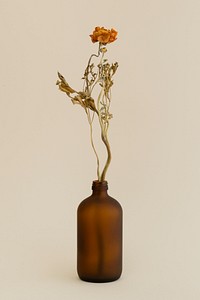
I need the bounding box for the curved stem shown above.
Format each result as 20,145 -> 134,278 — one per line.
89,50 -> 105,95
100,133 -> 111,181
96,88 -> 112,182
86,109 -> 100,181
85,43 -> 101,92
83,43 -> 113,182
87,43 -> 101,66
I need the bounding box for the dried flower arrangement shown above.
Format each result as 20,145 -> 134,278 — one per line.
56,27 -> 118,182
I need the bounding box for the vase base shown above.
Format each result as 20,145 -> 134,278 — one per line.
78,274 -> 121,283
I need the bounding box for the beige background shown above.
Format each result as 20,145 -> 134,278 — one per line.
1,0 -> 200,299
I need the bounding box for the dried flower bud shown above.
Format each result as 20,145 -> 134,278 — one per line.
100,47 -> 107,53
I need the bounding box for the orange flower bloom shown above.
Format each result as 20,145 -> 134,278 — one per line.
90,27 -> 118,44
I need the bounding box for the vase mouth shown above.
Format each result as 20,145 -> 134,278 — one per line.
92,180 -> 108,190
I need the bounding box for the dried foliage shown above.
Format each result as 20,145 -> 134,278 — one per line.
56,27 -> 118,182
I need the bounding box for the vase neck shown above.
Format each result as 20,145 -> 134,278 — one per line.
92,180 -> 108,195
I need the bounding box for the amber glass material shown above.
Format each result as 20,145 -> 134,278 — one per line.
77,181 -> 123,283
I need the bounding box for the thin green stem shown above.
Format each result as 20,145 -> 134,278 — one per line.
96,87 -> 112,182
83,43 -> 114,182
100,132 -> 111,182
89,50 -> 105,95
85,43 -> 101,93
86,109 -> 100,181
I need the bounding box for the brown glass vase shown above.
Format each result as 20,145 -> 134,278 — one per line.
77,180 -> 123,283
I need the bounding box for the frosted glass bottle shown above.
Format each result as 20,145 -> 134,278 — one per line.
77,180 -> 123,282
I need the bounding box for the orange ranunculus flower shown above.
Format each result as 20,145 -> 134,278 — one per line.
90,27 -> 118,44
109,28 -> 118,43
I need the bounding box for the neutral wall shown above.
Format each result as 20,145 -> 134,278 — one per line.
1,0 -> 200,299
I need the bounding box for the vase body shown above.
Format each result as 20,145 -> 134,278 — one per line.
77,180 -> 123,283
